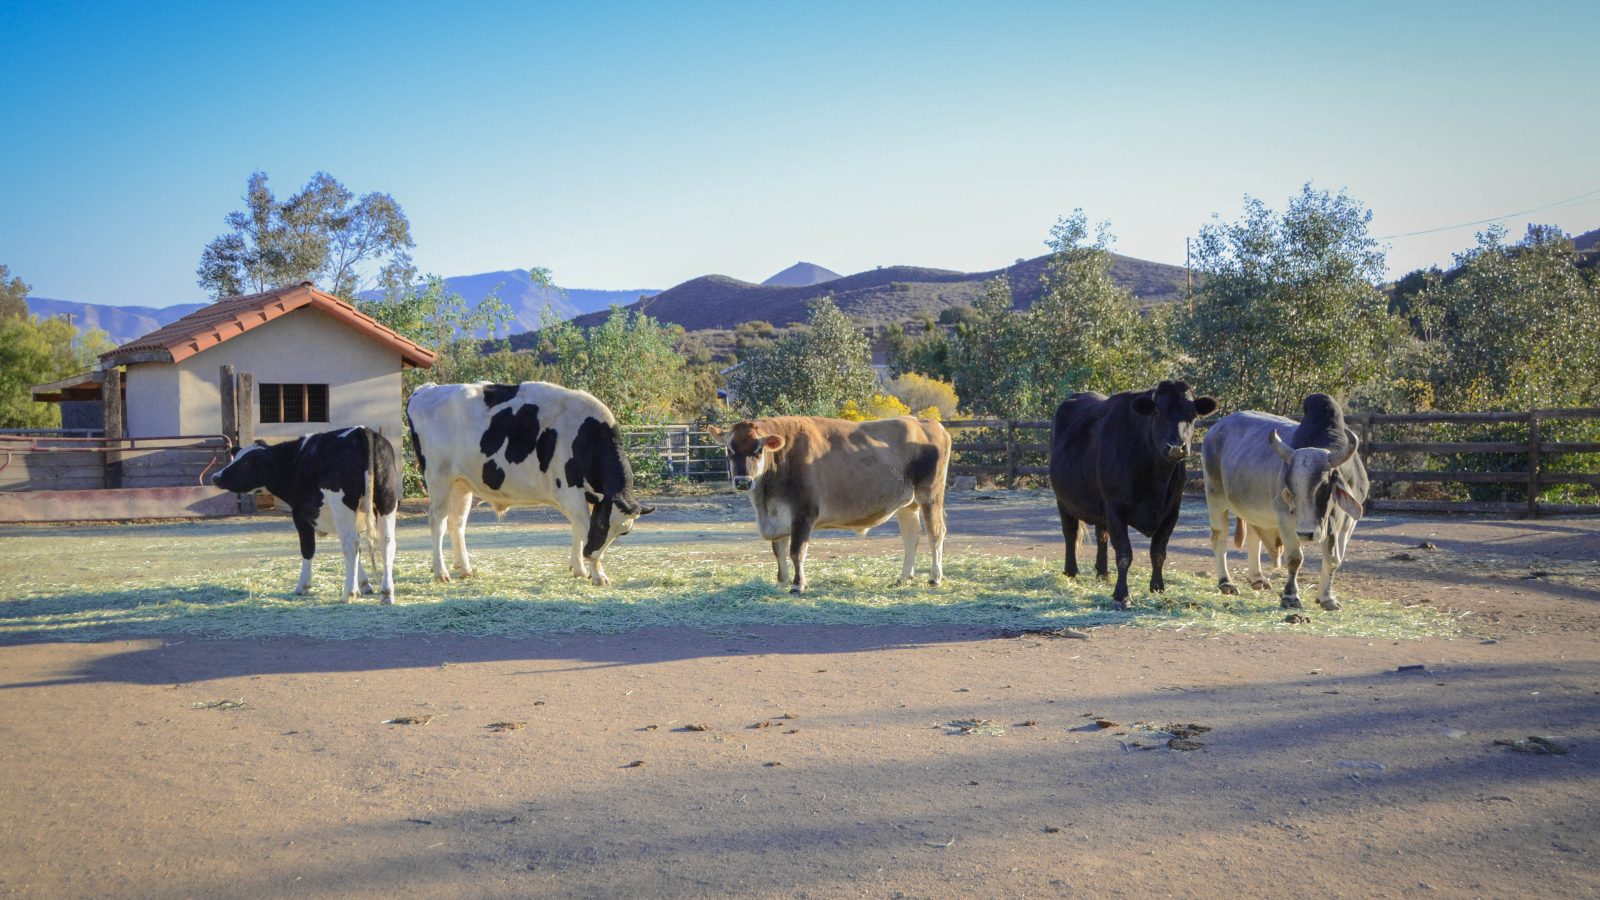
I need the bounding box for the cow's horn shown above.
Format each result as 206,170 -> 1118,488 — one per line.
1329,428 -> 1359,468
1269,429 -> 1294,462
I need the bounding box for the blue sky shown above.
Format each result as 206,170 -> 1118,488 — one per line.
2,1 -> 1596,307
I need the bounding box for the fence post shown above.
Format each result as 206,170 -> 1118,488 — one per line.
1527,412 -> 1541,519
220,365 -> 237,442
101,368 -> 124,488
1005,420 -> 1018,490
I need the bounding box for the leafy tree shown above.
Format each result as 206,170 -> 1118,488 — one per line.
1413,225 -> 1600,411
537,306 -> 695,424
1174,184 -> 1398,414
946,278 -> 1037,418
197,171 -> 415,300
1,264 -> 29,319
358,273 -> 529,391
937,304 -> 978,326
0,313 -> 113,427
1025,211 -> 1165,401
884,315 -> 954,383
727,296 -> 877,417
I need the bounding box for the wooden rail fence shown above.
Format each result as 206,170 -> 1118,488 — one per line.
943,408 -> 1600,519
0,433 -> 235,493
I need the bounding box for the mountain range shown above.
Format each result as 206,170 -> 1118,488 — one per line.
26,272 -> 659,345
553,251 -> 1188,336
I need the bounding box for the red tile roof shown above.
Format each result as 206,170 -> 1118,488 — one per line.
100,283 -> 437,369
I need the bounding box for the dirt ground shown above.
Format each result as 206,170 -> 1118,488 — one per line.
1,494 -> 1598,898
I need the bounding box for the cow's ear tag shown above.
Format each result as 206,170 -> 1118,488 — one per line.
1334,484 -> 1364,520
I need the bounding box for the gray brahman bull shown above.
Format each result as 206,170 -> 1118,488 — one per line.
1201,394 -> 1369,610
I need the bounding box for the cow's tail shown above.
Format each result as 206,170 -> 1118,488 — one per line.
1232,513 -> 1245,549
362,427 -> 379,584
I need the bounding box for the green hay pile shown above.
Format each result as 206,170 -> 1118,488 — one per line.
1,544 -> 1456,642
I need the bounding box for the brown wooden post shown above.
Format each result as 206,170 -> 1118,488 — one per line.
235,373 -> 255,513
101,368 -> 124,488
1527,412 -> 1541,519
1005,420 -> 1018,490
220,365 -> 238,442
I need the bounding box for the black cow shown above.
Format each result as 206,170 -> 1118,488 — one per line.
210,426 -> 401,602
1048,381 -> 1218,609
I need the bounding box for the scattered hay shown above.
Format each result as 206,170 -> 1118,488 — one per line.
1496,736 -> 1571,755
947,719 -> 1005,736
486,721 -> 525,732
1,522 -> 1457,642
190,698 -> 248,711
383,715 -> 434,726
1123,722 -> 1211,750
683,723 -> 712,732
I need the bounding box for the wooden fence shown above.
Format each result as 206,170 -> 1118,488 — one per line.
942,409 -> 1600,518
0,433 -> 235,493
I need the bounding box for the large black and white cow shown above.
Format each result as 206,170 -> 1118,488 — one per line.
210,426 -> 400,602
1049,381 -> 1218,609
1201,393 -> 1370,610
406,381 -> 653,587
707,415 -> 951,593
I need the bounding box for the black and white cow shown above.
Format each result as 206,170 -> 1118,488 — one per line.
405,381 -> 654,587
210,426 -> 400,602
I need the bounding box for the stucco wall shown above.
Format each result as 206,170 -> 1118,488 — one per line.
125,363 -> 182,437
122,306 -> 407,448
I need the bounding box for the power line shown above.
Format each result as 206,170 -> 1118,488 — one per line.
1375,187 -> 1600,240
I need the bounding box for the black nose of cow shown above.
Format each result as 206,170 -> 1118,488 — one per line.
1297,531 -> 1315,540
1166,444 -> 1188,461
733,476 -> 753,492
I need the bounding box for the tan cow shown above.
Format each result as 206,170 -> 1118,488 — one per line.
708,415 -> 951,593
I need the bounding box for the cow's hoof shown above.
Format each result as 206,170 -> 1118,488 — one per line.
1112,598 -> 1130,611
454,568 -> 474,579
1064,567 -> 1079,578
1249,578 -> 1272,591
1149,581 -> 1166,593
1096,572 -> 1111,583
1219,581 -> 1238,595
929,576 -> 942,586
294,585 -> 310,596
343,592 -> 357,604
1280,595 -> 1303,610
359,581 -> 374,594
790,585 -> 805,595
1319,596 -> 1341,612
590,575 -> 610,588
380,591 -> 395,605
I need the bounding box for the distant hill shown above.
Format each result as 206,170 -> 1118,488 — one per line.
376,270 -> 658,336
29,270 -> 660,345
549,252 -> 1187,337
1574,226 -> 1600,253
762,261 -> 842,287
24,297 -> 207,345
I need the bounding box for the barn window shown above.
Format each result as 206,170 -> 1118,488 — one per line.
259,383 -> 329,424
